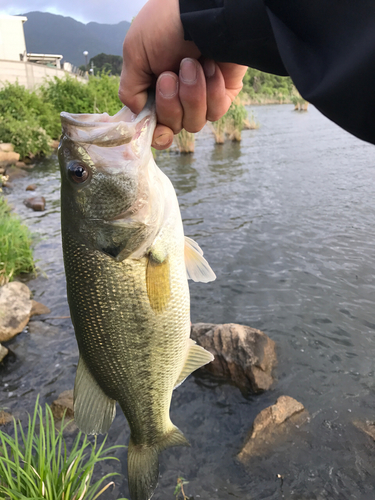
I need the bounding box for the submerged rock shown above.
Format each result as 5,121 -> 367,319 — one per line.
0,410 -> 13,425
51,390 -> 74,420
190,322 -> 277,393
24,196 -> 46,211
353,419 -> 375,441
30,300 -> 51,317
0,282 -> 32,342
5,165 -> 28,181
0,343 -> 8,362
26,184 -> 37,191
238,395 -> 308,461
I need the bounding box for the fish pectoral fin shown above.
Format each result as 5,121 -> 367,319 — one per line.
174,338 -> 214,388
184,236 -> 216,283
146,251 -> 171,314
74,356 -> 116,435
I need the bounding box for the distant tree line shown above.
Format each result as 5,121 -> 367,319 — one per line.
79,53 -> 123,76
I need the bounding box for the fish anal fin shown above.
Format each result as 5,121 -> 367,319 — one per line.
74,356 -> 116,435
174,338 -> 214,388
184,236 -> 216,283
146,253 -> 171,314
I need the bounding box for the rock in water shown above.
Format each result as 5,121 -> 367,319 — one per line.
26,184 -> 37,191
30,300 -> 51,317
24,196 -> 46,211
0,282 -> 32,342
0,343 -> 8,362
51,390 -> 74,420
190,323 -> 277,393
238,395 -> 308,461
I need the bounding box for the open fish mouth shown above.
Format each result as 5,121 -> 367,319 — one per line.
60,95 -> 156,147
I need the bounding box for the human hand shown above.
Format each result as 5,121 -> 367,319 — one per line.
119,0 -> 247,150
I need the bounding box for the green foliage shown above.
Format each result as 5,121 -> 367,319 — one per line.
0,396 -> 128,500
0,196 -> 35,285
174,477 -> 189,499
0,116 -> 52,159
90,53 -> 123,76
242,67 -> 294,100
41,74 -> 123,115
212,100 -> 248,143
174,130 -> 195,154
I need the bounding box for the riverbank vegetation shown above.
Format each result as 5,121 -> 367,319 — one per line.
0,398 -> 126,499
0,196 -> 35,286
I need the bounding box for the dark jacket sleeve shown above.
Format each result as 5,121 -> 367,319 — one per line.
180,0 -> 375,145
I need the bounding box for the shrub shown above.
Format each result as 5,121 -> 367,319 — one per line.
0,116 -> 52,159
0,396 -> 127,500
174,129 -> 195,153
0,196 -> 35,285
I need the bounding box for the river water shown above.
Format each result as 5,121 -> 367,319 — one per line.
2,104 -> 375,499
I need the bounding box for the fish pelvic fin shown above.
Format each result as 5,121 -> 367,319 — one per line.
184,236 -> 216,283
74,356 -> 116,435
128,427 -> 189,500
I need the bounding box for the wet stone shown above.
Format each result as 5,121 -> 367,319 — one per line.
24,196 -> 46,211
0,343 -> 8,362
5,165 -> 28,181
353,419 -> 375,441
26,184 -> 37,191
238,396 -> 309,461
0,411 -> 13,425
0,282 -> 32,343
190,322 -> 277,393
51,390 -> 74,420
30,300 -> 51,317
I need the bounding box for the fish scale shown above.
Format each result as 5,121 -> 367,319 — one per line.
59,100 -> 216,500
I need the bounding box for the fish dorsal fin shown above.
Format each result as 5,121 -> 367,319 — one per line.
146,253 -> 171,314
174,339 -> 214,389
184,236 -> 216,283
74,356 -> 116,435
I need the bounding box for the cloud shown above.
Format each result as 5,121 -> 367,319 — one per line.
0,0 -> 146,24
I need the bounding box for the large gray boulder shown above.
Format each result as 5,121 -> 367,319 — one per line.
190,323 -> 277,393
0,282 -> 32,342
238,395 -> 308,461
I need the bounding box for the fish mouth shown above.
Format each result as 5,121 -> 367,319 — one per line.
60,94 -> 156,147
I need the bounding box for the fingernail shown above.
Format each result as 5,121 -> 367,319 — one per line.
158,74 -> 178,98
180,58 -> 197,84
154,133 -> 172,147
203,59 -> 215,78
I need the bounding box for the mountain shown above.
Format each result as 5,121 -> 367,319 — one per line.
21,11 -> 130,67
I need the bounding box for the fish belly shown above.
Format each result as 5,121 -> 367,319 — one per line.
63,230 -> 190,445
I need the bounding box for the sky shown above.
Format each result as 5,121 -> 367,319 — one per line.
0,0 -> 148,24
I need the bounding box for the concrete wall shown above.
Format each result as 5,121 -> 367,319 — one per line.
0,59 -> 87,90
0,15 -> 27,61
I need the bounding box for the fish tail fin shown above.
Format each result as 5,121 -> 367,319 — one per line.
128,426 -> 189,500
128,438 -> 159,500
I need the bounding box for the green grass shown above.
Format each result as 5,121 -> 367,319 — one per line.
0,196 -> 35,286
0,396 -> 128,500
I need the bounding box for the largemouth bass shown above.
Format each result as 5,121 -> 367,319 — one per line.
58,99 -> 215,500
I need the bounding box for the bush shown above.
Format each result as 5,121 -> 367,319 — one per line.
0,397 -> 127,500
0,196 -> 35,285
0,116 -> 52,159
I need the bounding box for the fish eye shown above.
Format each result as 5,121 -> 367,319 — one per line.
67,161 -> 90,184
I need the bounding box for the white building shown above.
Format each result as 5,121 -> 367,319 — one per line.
0,14 -> 87,89
0,15 -> 27,61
